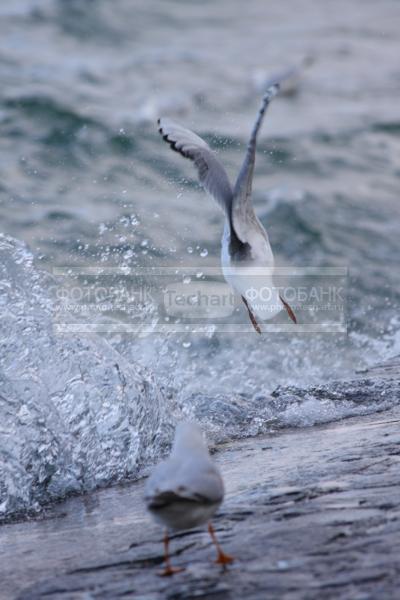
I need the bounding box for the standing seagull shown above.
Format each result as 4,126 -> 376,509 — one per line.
158,84 -> 297,333
145,422 -> 233,576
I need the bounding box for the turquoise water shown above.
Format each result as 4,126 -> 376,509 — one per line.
1,0 -> 400,516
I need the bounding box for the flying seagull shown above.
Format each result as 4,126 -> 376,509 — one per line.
251,54 -> 315,97
145,422 -> 233,576
158,85 -> 296,333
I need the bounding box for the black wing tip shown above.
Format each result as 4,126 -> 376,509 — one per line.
147,489 -> 212,510
157,127 -> 188,160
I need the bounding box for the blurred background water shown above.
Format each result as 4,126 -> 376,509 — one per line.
1,0 -> 400,517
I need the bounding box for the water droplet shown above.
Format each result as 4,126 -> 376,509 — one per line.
141,239 -> 149,247
187,246 -> 193,254
196,271 -> 203,279
130,215 -> 139,226
200,248 -> 208,257
182,341 -> 191,348
183,276 -> 191,284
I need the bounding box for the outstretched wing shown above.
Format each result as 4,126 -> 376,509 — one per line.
231,85 -> 279,250
158,118 -> 233,214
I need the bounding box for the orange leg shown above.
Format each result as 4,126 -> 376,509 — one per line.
208,523 -> 234,566
158,530 -> 185,577
242,296 -> 261,334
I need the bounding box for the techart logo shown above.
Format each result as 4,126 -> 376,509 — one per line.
51,265 -> 348,334
164,282 -> 235,318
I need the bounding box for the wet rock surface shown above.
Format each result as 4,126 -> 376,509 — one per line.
0,361 -> 399,600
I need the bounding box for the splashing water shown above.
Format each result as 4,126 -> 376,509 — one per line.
1,0 -> 400,518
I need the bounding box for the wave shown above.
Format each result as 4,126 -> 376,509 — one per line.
0,234 -> 173,518
0,234 -> 399,520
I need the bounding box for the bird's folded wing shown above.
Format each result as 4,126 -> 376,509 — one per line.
145,460 -> 224,508
147,488 -> 215,509
158,118 -> 233,214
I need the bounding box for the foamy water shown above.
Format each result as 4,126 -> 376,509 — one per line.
1,0 -> 400,517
